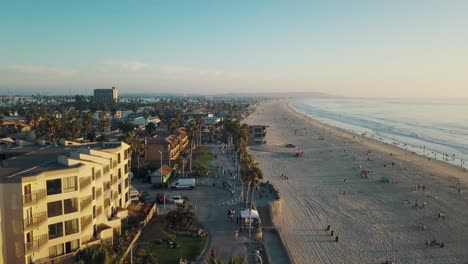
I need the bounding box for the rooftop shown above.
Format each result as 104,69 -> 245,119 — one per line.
0,148 -> 68,183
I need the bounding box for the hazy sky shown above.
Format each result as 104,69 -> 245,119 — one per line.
1,1 -> 467,98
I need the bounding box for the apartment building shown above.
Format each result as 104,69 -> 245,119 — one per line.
93,87 -> 118,106
248,125 -> 267,145
144,127 -> 189,167
0,142 -> 131,264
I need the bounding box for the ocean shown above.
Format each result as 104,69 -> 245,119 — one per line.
290,99 -> 468,169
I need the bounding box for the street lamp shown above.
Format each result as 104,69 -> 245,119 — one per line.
159,150 -> 163,184
182,159 -> 185,177
130,242 -> 150,264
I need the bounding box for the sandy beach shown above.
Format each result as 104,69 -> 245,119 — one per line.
244,100 -> 468,264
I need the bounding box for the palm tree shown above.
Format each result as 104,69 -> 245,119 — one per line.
134,248 -> 157,264
186,120 -> 199,171
145,122 -> 156,136
240,153 -> 264,208
124,130 -> 145,176
76,243 -> 117,264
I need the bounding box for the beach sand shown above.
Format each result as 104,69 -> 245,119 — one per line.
244,100 -> 468,264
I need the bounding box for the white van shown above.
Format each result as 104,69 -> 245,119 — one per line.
130,187 -> 140,202
170,178 -> 196,190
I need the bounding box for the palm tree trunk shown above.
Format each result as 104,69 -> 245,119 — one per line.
244,180 -> 250,209
248,181 -> 255,243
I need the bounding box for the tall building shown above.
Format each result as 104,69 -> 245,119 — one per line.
94,87 -> 118,106
0,142 -> 131,264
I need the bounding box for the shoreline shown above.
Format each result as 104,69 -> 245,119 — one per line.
284,101 -> 468,189
245,99 -> 468,264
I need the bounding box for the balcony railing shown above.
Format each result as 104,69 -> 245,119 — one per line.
96,205 -> 103,216
81,215 -> 92,230
104,198 -> 110,208
23,189 -> 46,206
80,196 -> 93,210
95,170 -> 102,179
25,234 -> 48,254
96,188 -> 102,198
103,165 -> 110,175
80,176 -> 92,190
23,212 -> 47,230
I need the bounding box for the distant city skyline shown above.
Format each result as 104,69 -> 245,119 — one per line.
1,1 -> 468,98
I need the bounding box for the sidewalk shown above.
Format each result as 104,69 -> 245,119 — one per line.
193,144 -> 276,263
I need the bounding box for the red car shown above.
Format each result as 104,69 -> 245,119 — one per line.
156,193 -> 166,204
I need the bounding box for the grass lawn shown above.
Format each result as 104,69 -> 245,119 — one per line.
194,147 -> 214,171
150,236 -> 207,263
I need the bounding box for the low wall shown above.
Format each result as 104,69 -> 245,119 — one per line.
269,199 -> 282,225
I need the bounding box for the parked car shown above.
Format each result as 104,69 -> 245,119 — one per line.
170,178 -> 196,190
141,192 -> 154,203
156,193 -> 167,204
168,194 -> 184,204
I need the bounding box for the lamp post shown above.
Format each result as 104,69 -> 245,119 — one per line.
130,242 -> 150,264
182,159 -> 186,177
159,150 -> 163,184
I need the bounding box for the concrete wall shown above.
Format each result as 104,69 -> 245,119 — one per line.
0,183 -> 24,264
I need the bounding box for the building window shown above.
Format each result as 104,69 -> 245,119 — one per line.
63,176 -> 77,193
46,179 -> 62,195
124,149 -> 128,160
125,192 -> 129,203
118,184 -> 121,194
125,177 -> 129,188
65,239 -> 79,254
64,198 -> 78,214
47,201 -> 63,217
65,219 -> 79,235
118,153 -> 121,164
49,243 -> 64,258
124,164 -> 128,174
48,222 -> 63,239
118,168 -> 122,179
92,187 -> 96,200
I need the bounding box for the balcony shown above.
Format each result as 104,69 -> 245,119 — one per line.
23,189 -> 46,206
25,234 -> 48,254
80,176 -> 92,190
23,212 -> 47,230
96,206 -> 103,216
80,215 -> 92,231
96,188 -> 102,198
113,192 -> 118,201
111,175 -> 117,185
80,196 -> 93,210
103,165 -> 110,175
103,181 -> 111,190
104,198 -> 110,208
113,160 -> 117,168
95,170 -> 102,179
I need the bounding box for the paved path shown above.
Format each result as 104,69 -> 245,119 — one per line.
133,143 -> 282,263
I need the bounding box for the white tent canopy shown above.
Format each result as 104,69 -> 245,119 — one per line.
240,209 -> 259,219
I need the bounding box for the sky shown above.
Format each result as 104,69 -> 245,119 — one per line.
1,0 -> 468,98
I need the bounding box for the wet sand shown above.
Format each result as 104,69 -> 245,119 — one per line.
244,100 -> 468,264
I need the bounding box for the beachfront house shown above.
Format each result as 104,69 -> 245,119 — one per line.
248,125 -> 268,145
